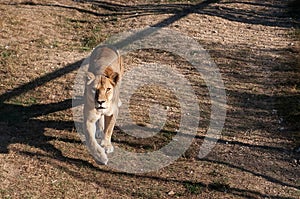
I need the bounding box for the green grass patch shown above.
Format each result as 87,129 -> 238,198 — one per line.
61,17 -> 105,51
184,182 -> 203,194
0,189 -> 12,199
80,24 -> 104,51
7,96 -> 38,106
0,47 -> 17,67
294,28 -> 300,39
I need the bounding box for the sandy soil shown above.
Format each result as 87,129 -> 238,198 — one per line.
0,0 -> 299,198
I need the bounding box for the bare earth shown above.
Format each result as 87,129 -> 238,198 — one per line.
0,0 -> 299,198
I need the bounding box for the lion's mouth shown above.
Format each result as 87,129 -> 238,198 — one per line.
95,106 -> 106,110
95,101 -> 106,110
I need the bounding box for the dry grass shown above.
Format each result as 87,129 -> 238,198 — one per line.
0,0 -> 299,198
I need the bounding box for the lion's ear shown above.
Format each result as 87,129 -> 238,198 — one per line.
110,72 -> 119,85
104,66 -> 119,85
86,72 -> 95,85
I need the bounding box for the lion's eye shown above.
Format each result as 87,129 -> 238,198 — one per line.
106,88 -> 111,92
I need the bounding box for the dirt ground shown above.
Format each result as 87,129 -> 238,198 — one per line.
0,0 -> 299,198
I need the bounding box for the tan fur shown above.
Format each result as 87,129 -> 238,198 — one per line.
83,46 -> 123,165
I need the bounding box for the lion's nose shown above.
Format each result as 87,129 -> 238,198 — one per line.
97,100 -> 105,105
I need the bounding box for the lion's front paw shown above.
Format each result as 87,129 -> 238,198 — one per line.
100,140 -> 114,154
89,144 -> 108,165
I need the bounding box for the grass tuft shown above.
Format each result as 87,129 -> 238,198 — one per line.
0,46 -> 17,67
184,182 -> 203,194
80,25 -> 103,51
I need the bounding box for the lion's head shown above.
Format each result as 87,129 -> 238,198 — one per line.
86,66 -> 120,111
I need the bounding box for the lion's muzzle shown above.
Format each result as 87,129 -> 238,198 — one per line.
95,100 -> 106,110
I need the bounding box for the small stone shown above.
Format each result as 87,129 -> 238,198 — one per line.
168,190 -> 175,196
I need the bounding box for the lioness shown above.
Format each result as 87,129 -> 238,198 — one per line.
84,46 -> 123,165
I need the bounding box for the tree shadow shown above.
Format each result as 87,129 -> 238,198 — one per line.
5,0 -> 295,27
18,149 -> 297,199
193,39 -> 300,192
0,60 -> 82,156
77,0 -> 295,28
